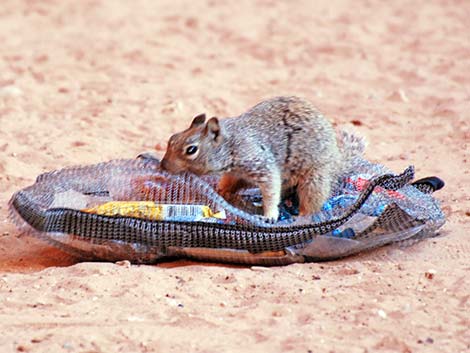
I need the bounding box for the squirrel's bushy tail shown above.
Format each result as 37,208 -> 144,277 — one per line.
337,129 -> 367,169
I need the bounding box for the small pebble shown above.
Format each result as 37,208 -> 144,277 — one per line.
424,269 -> 436,280
350,119 -> 363,126
62,342 -> 74,350
417,337 -> 434,344
377,309 -> 387,319
398,89 -> 409,102
387,89 -> 409,103
115,260 -> 131,268
398,153 -> 409,160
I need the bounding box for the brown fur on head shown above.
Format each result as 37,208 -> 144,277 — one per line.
160,113 -> 224,175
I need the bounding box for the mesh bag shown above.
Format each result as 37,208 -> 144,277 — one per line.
8,155 -> 445,265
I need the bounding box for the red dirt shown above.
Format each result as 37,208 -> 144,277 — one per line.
0,0 -> 469,352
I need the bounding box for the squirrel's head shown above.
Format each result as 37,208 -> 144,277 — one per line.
160,113 -> 224,175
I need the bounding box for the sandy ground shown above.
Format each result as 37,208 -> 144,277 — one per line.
0,0 -> 469,352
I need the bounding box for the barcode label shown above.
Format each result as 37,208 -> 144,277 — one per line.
164,204 -> 209,219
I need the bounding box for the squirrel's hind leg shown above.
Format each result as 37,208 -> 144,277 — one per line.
257,169 -> 282,220
297,171 -> 332,216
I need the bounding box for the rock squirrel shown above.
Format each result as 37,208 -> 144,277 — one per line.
160,96 -> 364,220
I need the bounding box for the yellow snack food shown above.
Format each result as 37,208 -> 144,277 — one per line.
83,201 -> 225,221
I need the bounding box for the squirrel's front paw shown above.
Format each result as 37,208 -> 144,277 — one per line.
263,217 -> 278,224
263,209 -> 279,224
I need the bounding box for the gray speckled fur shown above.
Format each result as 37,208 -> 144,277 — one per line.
161,96 -> 359,219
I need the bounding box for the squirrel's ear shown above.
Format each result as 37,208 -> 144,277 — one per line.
190,113 -> 206,128
205,117 -> 222,144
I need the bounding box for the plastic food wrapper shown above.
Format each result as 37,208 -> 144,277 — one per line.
8,154 -> 445,265
83,202 -> 226,222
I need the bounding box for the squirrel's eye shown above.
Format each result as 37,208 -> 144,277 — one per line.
185,145 -> 198,155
